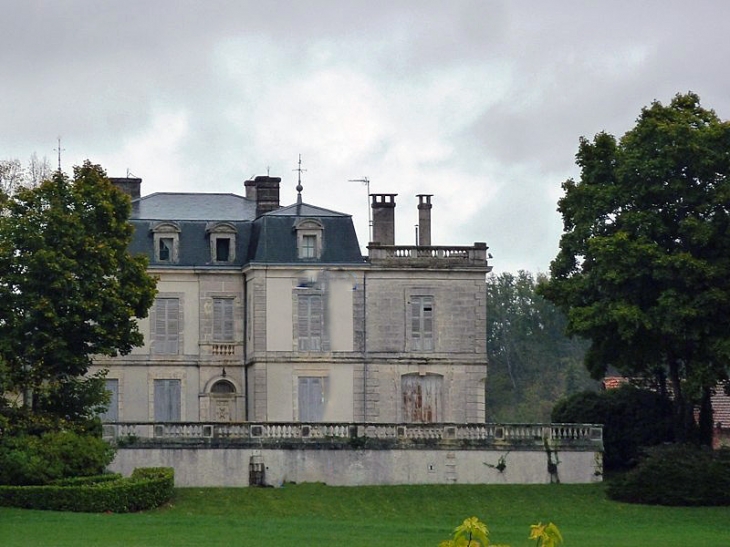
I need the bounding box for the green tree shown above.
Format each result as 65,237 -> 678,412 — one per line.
539,93 -> 730,444
0,161 -> 156,427
487,271 -> 592,422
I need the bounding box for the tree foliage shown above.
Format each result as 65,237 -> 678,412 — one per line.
539,93 -> 730,443
551,385 -> 674,471
487,271 -> 593,422
0,162 -> 156,425
0,153 -> 52,196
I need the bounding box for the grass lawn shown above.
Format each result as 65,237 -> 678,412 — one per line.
1,483 -> 729,546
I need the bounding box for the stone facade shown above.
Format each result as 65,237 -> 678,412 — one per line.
94,176 -> 490,426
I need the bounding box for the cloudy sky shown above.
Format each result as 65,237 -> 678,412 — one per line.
2,1 -> 728,273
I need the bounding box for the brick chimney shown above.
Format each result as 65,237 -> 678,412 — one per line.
109,177 -> 141,218
370,194 -> 397,245
417,194 -> 432,247
245,175 -> 281,217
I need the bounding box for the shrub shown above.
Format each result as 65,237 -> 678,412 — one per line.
0,467 -> 174,512
0,430 -> 115,485
607,445 -> 730,506
551,385 -> 673,471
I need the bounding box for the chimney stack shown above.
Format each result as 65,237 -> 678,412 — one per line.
109,177 -> 141,218
245,175 -> 281,217
417,194 -> 432,247
370,194 -> 397,245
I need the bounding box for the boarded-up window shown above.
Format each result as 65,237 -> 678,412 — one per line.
213,298 -> 234,341
101,379 -> 119,422
154,379 -> 181,421
298,294 -> 323,351
411,296 -> 434,351
154,298 -> 180,354
298,376 -> 325,422
402,374 -> 443,423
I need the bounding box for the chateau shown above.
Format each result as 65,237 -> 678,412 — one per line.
95,174 -> 490,426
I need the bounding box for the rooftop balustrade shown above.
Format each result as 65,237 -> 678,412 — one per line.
367,243 -> 489,268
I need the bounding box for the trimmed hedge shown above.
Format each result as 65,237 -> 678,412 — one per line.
607,445 -> 730,506
0,467 -> 174,512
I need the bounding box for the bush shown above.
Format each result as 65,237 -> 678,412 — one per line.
0,430 -> 115,485
607,445 -> 730,506
0,467 -> 174,512
551,385 -> 673,471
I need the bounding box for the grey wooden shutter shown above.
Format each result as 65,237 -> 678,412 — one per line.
101,379 -> 119,422
298,377 -> 324,421
298,295 -> 323,351
155,298 -> 179,354
213,298 -> 234,341
154,379 -> 181,421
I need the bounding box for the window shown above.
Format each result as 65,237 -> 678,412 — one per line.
411,295 -> 434,351
295,218 -> 323,260
301,235 -> 316,258
298,294 -> 323,351
298,377 -> 325,421
100,379 -> 119,422
216,238 -> 231,262
154,298 -> 180,354
159,238 -> 173,261
151,222 -> 180,263
402,374 -> 443,423
207,222 -> 237,263
213,298 -> 234,341
154,379 -> 181,421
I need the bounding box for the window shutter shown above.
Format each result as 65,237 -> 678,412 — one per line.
154,379 -> 181,421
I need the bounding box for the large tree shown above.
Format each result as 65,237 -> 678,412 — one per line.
487,271 -> 591,422
0,162 -> 156,425
539,93 -> 730,443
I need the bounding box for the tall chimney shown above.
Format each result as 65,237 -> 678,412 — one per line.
109,177 -> 141,218
417,194 -> 432,247
370,194 -> 397,245
245,175 -> 281,217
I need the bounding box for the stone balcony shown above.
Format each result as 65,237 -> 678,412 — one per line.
103,421 -> 603,451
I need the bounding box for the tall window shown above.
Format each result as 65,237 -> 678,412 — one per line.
411,295 -> 434,351
213,298 -> 234,341
298,294 -> 323,351
402,374 -> 443,423
100,379 -> 119,422
154,379 -> 181,421
154,298 -> 180,354
298,377 -> 325,421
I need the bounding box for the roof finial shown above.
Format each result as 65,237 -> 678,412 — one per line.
293,154 -> 306,204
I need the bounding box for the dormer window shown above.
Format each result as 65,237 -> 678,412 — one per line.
295,218 -> 323,260
206,222 -> 237,263
151,222 -> 180,264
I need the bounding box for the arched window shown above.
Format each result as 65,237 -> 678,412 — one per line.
211,379 -> 236,394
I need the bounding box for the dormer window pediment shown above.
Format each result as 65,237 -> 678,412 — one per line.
151,222 -> 181,263
294,218 -> 324,260
207,222 -> 237,263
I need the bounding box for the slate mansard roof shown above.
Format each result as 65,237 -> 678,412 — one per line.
128,192 -> 366,267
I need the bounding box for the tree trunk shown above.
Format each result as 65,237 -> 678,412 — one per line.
698,386 -> 714,447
